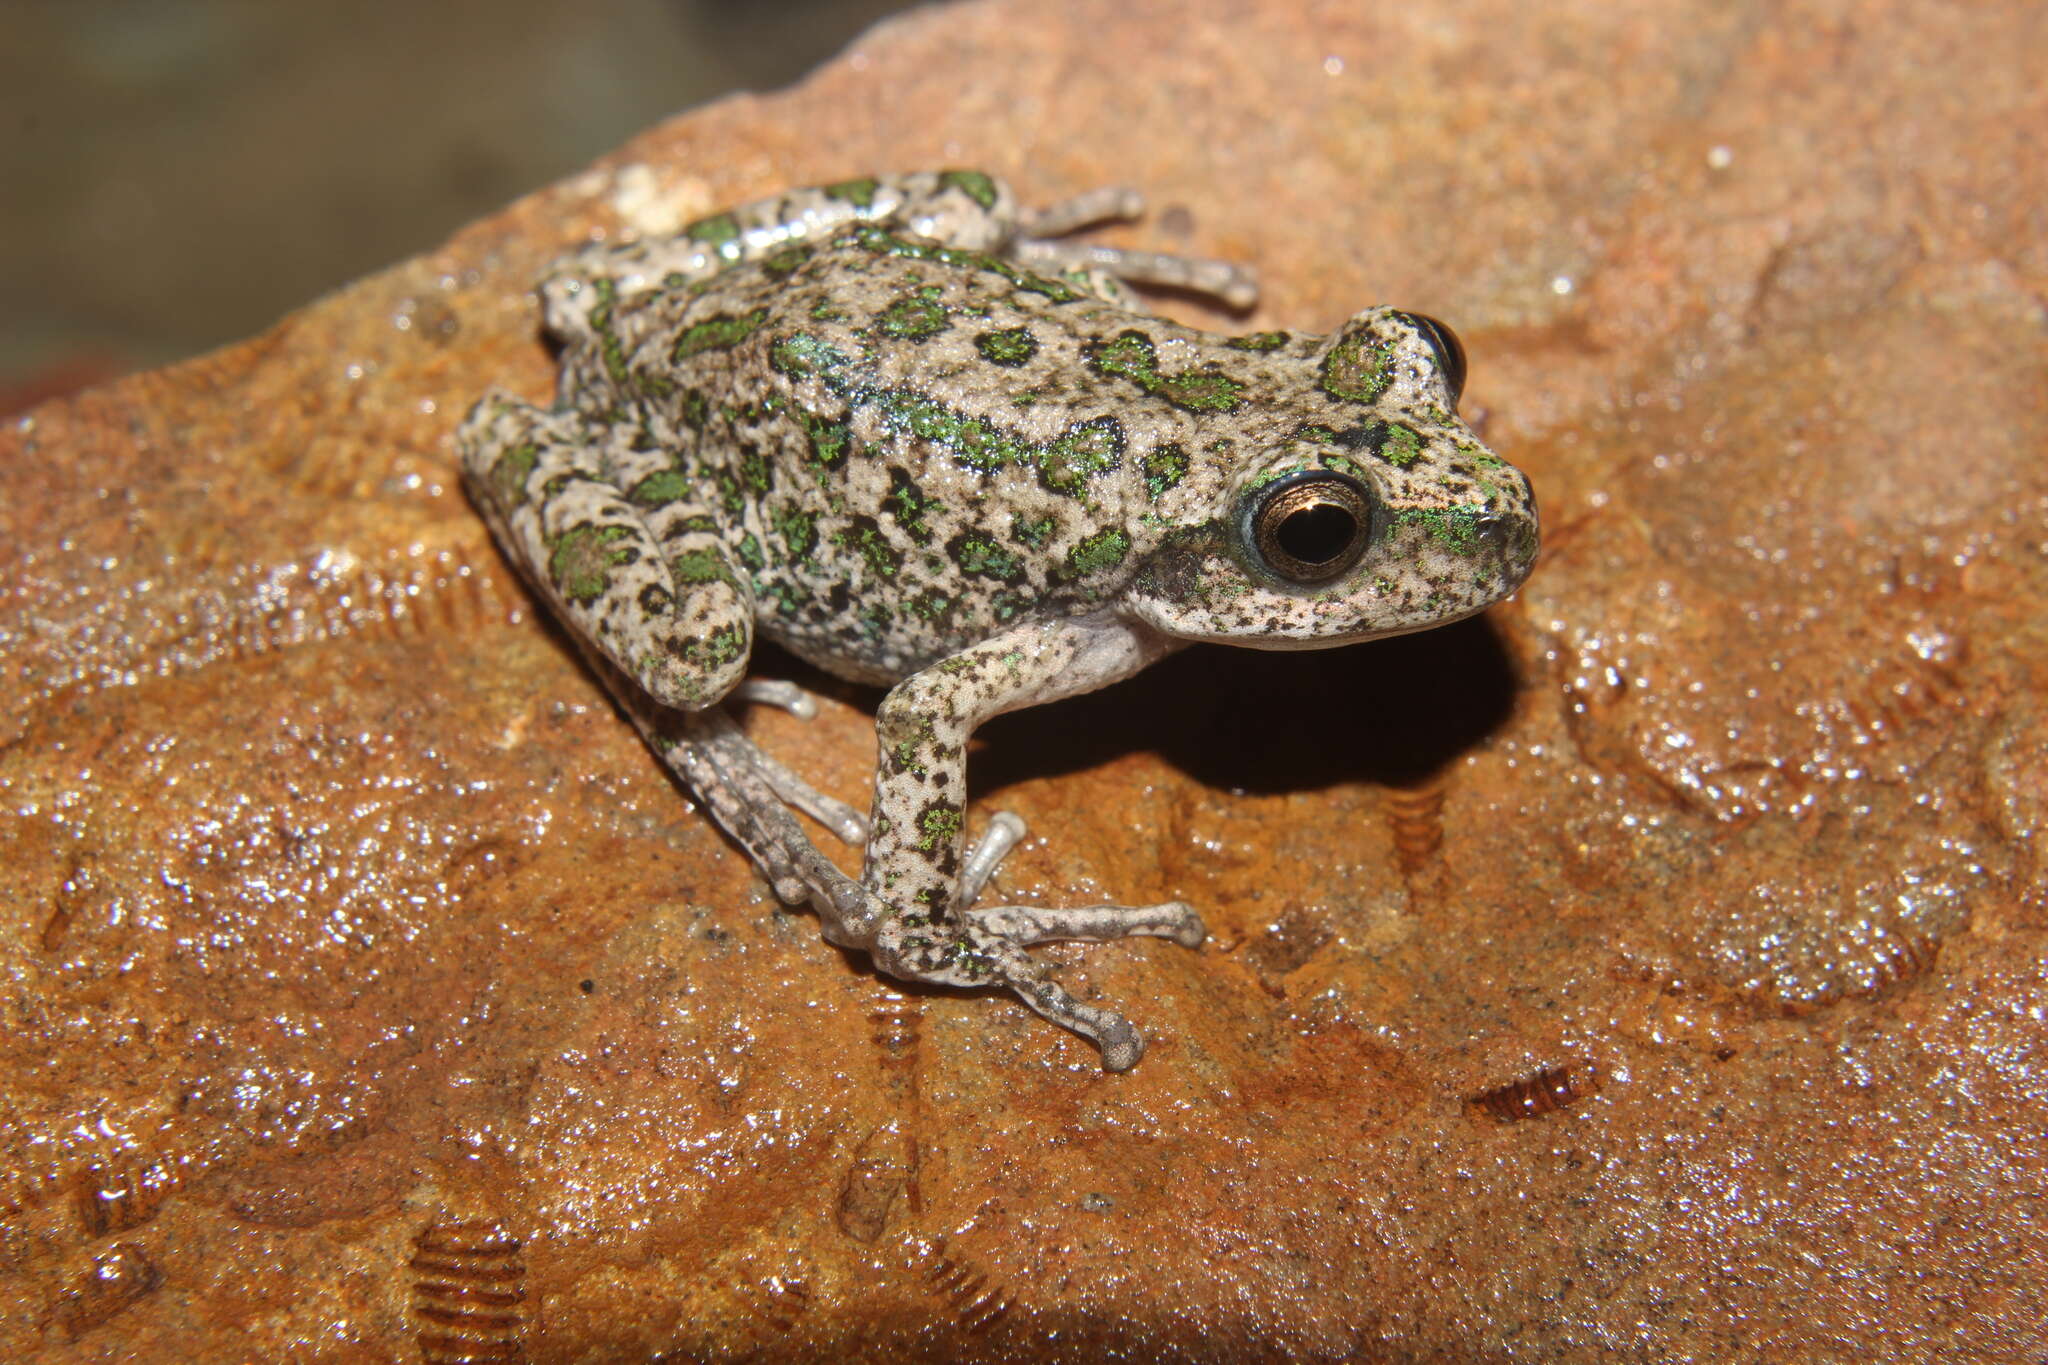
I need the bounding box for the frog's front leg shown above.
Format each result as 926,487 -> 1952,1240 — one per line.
863,620 -> 1206,1070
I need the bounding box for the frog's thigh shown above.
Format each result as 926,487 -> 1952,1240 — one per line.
459,393 -> 753,711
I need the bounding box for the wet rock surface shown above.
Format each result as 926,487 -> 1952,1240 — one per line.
2,0 -> 2044,1359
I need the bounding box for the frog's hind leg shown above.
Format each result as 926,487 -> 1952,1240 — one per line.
720,729 -> 869,845
1009,185 -> 1259,310
716,680 -> 870,843
872,920 -> 1155,1072
952,813 -> 1202,950
459,392 -> 755,713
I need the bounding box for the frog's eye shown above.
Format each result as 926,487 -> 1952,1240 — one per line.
1248,472 -> 1376,584
1399,312 -> 1467,409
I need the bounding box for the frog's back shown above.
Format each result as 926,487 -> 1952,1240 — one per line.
584,227 -> 1265,683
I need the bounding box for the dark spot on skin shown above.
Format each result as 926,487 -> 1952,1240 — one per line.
1135,543 -> 1205,600
1142,444 -> 1189,500
800,412 -> 854,476
677,389 -> 710,430
1060,527 -> 1133,580
637,583 -> 674,617
1320,326 -> 1397,404
671,308 -> 769,361
976,327 -> 1038,365
948,530 -> 1025,581
1040,415 -> 1125,496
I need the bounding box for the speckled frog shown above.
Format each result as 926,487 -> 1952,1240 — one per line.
459,170 -> 1538,1069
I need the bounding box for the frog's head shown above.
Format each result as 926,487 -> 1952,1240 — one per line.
1122,308 -> 1538,649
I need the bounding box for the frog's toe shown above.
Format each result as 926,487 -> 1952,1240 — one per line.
1009,240 -> 1259,310
728,678 -> 820,721
1006,972 -> 1146,1072
1016,185 -> 1144,237
956,811 -> 1028,906
1161,904 -> 1207,948
966,900 -> 1206,949
1096,1018 -> 1145,1073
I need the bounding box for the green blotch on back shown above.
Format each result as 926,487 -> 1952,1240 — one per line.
825,177 -> 881,209
1321,329 -> 1396,403
937,169 -> 1000,210
1228,331 -> 1290,352
770,332 -> 850,380
1061,526 -> 1132,580
1321,454 -> 1372,483
549,523 -> 636,603
976,327 -> 1038,366
672,308 -> 770,361
1142,444 -> 1189,500
1088,329 -> 1246,413
873,390 -> 1030,475
877,286 -> 951,341
738,448 -> 772,495
950,530 -> 1024,581
1039,415 -> 1124,496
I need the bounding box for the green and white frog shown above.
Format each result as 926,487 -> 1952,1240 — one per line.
458,170 -> 1538,1070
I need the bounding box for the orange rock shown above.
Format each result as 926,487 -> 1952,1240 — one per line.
3,1 -> 2045,1358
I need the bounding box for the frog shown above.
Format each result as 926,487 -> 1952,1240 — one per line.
457,169 -> 1538,1071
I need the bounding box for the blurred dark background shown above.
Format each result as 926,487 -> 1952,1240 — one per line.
0,0 -> 926,412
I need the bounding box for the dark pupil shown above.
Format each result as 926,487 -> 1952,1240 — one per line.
1276,503 -> 1357,566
